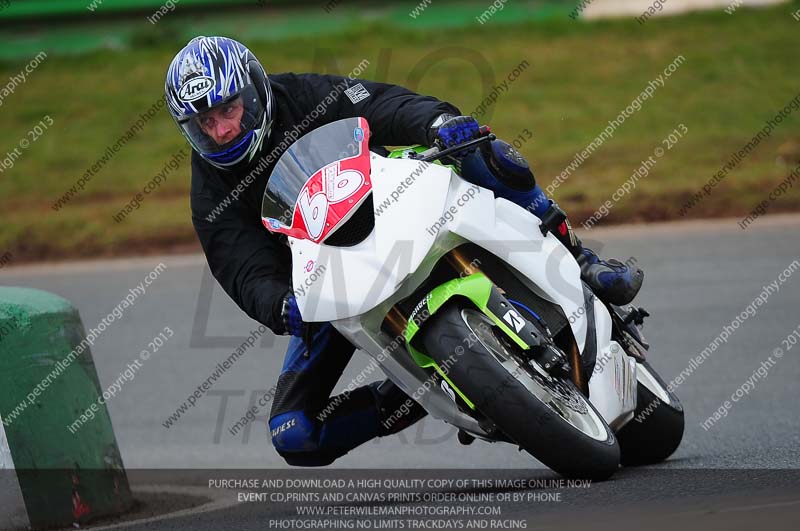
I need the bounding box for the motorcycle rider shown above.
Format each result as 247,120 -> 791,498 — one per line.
165,36 -> 643,466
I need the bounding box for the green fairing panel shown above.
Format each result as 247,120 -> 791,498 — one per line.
400,273 -> 531,410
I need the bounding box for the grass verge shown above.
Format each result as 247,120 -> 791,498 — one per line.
1,2 -> 798,262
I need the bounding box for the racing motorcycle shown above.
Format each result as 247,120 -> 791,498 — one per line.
261,117 -> 684,480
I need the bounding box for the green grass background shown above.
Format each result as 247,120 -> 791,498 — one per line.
1,1 -> 799,261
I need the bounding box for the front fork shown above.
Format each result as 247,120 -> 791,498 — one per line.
384,248 -> 584,398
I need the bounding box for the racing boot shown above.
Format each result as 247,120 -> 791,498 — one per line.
538,202 -> 643,306
460,139 -> 643,306
575,248 -> 644,306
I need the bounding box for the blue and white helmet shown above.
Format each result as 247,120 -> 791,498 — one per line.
165,36 -> 273,169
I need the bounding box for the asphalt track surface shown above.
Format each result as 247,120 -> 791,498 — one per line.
2,214 -> 799,530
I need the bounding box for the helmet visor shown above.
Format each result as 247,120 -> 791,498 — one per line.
177,83 -> 265,159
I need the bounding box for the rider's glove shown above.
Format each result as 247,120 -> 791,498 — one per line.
281,293 -> 321,357
280,293 -> 304,337
428,114 -> 481,149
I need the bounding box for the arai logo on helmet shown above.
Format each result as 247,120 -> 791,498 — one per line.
266,218 -> 282,230
353,127 -> 364,142
178,76 -> 215,102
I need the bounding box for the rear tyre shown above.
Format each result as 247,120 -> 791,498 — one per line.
420,301 -> 620,480
617,360 -> 684,466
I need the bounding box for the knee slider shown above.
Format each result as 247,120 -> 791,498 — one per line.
483,139 -> 536,191
460,140 -> 535,192
460,139 -> 549,217
276,449 -> 339,467
269,411 -> 336,466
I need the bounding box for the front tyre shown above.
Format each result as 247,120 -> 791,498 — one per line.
617,360 -> 684,466
420,302 -> 620,480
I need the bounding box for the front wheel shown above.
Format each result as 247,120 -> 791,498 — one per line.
420,302 -> 620,480
617,360 -> 685,466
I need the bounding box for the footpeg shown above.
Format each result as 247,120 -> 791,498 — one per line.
622,306 -> 650,327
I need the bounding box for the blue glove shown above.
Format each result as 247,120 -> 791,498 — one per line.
281,293 -> 304,337
433,115 -> 481,149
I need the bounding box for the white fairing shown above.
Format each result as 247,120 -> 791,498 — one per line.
289,151 -> 637,431
444,177 -> 637,429
445,188 -> 588,352
589,343 -> 639,430
586,292 -> 639,429
292,155 -> 451,321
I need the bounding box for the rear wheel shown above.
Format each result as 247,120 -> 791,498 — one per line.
420,301 -> 620,480
617,360 -> 684,466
